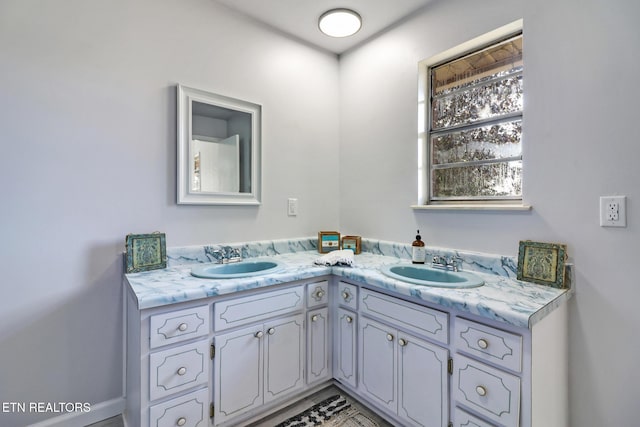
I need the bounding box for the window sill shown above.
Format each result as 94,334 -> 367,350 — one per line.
411,203 -> 532,211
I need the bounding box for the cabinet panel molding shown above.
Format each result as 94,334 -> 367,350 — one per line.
360,288 -> 448,344
149,340 -> 209,401
453,354 -> 521,426
307,308 -> 331,384
456,317 -> 522,372
149,388 -> 208,427
334,308 -> 357,388
150,305 -> 209,349
214,285 -> 303,331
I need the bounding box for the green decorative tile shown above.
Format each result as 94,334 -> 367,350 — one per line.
517,240 -> 567,288
125,233 -> 166,273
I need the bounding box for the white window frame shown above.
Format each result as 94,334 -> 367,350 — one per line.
414,19 -> 531,211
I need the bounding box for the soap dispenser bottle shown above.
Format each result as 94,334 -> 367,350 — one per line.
412,230 -> 426,264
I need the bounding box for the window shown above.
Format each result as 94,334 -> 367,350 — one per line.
417,21 -> 527,209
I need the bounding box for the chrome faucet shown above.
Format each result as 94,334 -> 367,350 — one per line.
212,247 -> 242,264
431,255 -> 461,272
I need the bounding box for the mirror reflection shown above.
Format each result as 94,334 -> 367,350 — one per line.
177,85 -> 261,205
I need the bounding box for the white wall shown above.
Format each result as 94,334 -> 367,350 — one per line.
0,0 -> 339,425
2,0 -> 639,425
339,0 -> 640,425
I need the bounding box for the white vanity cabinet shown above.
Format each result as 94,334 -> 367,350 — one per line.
126,263 -> 569,427
212,285 -> 305,425
125,298 -> 212,427
450,304 -> 569,427
452,317 -> 522,426
358,290 -> 449,427
213,313 -> 305,425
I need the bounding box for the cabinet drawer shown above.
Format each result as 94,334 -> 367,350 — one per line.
214,285 -> 304,331
337,282 -> 357,310
359,289 -> 448,344
453,354 -> 520,427
149,340 -> 209,401
149,387 -> 208,427
453,407 -> 496,427
455,317 -> 522,372
150,305 -> 209,349
307,281 -> 329,308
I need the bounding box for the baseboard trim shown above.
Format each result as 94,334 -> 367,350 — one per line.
27,396 -> 125,427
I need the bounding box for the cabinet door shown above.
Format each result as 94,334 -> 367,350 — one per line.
359,317 -> 397,414
214,324 -> 264,425
264,314 -> 305,403
307,308 -> 331,384
398,333 -> 449,427
334,308 -> 357,388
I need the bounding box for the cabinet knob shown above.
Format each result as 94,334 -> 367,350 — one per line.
386,333 -> 394,342
255,331 -> 263,338
316,290 -> 325,298
346,316 -> 353,323
178,323 -> 188,332
398,338 -> 408,347
477,338 -> 489,349
342,291 -> 350,300
267,327 -> 275,335
476,385 -> 487,397
176,417 -> 187,426
177,367 -> 187,376
311,315 -> 318,322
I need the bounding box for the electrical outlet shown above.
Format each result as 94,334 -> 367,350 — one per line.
600,196 -> 626,227
287,198 -> 298,216
607,201 -> 619,221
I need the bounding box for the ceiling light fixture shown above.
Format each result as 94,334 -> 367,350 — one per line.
318,8 -> 362,38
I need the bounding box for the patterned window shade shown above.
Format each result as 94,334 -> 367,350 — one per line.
428,34 -> 523,201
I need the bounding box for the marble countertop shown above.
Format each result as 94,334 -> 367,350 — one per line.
125,249 -> 572,329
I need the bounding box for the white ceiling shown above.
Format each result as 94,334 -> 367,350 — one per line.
213,0 -> 435,54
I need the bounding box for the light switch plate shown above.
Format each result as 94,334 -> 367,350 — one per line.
287,198 -> 298,216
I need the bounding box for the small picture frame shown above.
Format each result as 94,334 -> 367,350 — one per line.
318,231 -> 341,253
341,235 -> 361,254
517,240 -> 567,288
125,232 -> 167,273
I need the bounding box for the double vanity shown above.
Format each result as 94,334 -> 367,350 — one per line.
124,238 -> 572,427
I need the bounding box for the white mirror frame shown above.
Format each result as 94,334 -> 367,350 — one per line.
177,84 -> 262,205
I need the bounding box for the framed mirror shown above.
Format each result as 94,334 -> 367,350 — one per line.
177,84 -> 261,205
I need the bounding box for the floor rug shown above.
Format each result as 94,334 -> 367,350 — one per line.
275,395 -> 379,427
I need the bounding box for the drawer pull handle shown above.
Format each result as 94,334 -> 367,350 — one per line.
255,331 -> 264,338
311,315 -> 318,322
342,291 -> 350,300
477,338 -> 489,349
398,338 -> 408,347
177,417 -> 187,426
315,289 -> 325,298
177,367 -> 187,376
178,323 -> 188,332
386,333 -> 394,342
476,385 -> 487,397
267,327 -> 276,335
346,316 -> 353,323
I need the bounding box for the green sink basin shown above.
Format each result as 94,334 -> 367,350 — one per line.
380,264 -> 484,288
191,259 -> 283,279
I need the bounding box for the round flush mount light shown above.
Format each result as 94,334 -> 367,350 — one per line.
318,8 -> 362,38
